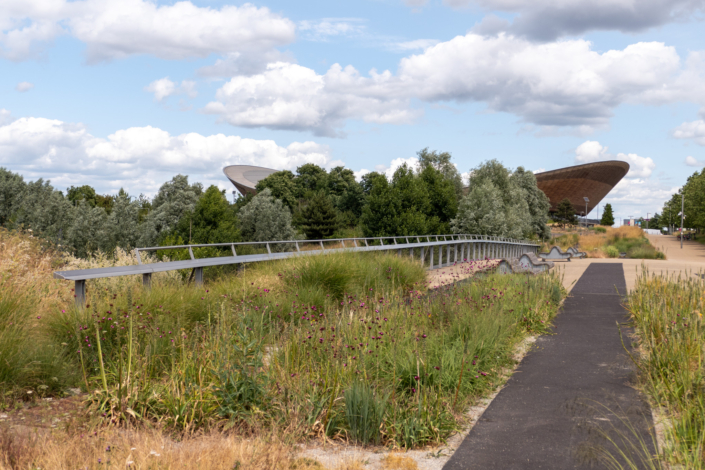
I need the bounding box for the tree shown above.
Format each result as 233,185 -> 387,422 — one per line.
301,192 -> 338,239
13,178 -> 74,239
255,170 -> 297,210
67,185 -> 98,207
295,164 -> 328,198
360,164 -> 436,237
600,203 -> 615,226
416,148 -> 464,200
419,164 -> 458,232
0,167 -> 25,226
65,200 -> 109,258
451,180 -> 512,237
239,188 -> 297,245
104,189 -> 140,252
175,185 -> 240,244
138,175 -> 202,246
510,167 -> 550,238
554,198 -> 578,227
451,160 -> 533,238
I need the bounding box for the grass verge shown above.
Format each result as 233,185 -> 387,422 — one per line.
0,228 -> 565,456
627,268 -> 705,468
544,226 -> 665,259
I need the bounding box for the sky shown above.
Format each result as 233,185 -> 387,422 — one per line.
2,0 -> 705,225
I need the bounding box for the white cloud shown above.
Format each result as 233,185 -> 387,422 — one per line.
443,0 -> 704,40
403,0 -> 430,6
685,155 -> 705,167
299,18 -> 365,41
204,62 -> 419,137
145,78 -> 197,102
575,140 -> 655,178
205,34 -> 696,135
15,81 -> 34,92
0,115 -> 331,196
355,157 -> 419,181
673,119 -> 705,146
1,0 -> 295,63
398,35 -> 682,129
387,39 -> 440,52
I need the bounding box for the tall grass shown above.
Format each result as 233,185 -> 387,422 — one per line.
0,228 -> 565,450
628,269 -> 705,467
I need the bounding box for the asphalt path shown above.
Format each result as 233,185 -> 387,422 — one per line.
443,263 -> 655,469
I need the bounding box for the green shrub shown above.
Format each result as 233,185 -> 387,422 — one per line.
594,227 -> 607,233
605,246 -> 619,258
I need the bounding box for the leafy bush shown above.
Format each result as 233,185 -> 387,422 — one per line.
605,246 -> 619,258
594,227 -> 607,233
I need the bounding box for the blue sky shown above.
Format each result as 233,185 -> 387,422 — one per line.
2,0 -> 705,225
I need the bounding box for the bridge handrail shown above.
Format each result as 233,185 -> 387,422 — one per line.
133,233 -> 538,263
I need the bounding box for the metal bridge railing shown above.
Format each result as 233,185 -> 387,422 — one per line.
53,234 -> 540,306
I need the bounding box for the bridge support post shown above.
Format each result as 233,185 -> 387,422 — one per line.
74,280 -> 86,307
195,267 -> 204,286
143,273 -> 151,289
421,247 -> 425,267
430,247 -> 434,269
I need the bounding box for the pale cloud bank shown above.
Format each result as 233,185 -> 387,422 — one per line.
0,115 -> 331,196
1,0 -> 295,63
205,34 -> 703,136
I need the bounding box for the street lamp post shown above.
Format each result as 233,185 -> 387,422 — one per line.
681,193 -> 685,249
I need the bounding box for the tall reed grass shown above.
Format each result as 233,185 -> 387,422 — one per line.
0,228 -> 565,450
628,269 -> 705,468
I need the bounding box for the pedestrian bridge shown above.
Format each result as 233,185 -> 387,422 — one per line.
53,234 -> 539,306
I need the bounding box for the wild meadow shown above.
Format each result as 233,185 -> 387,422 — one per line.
628,269 -> 705,468
544,226 -> 666,259
0,228 -> 564,467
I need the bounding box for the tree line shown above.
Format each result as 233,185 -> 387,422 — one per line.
0,149 -> 552,258
660,168 -> 705,232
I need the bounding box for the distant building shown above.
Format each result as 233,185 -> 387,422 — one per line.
223,165 -> 278,196
534,161 -> 629,216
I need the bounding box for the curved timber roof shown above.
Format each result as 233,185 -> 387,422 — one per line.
223,165 -> 278,196
535,161 -> 630,215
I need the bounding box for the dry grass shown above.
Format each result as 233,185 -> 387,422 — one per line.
546,226 -> 663,259
0,427 -> 299,470
380,453 -> 419,470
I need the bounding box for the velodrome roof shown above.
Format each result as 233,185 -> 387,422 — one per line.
534,161 -> 630,215
223,165 -> 278,196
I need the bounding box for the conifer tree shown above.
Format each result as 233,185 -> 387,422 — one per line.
301,192 -> 338,239
600,203 -> 615,226
554,198 -> 578,227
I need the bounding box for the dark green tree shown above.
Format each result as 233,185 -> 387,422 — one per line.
295,164 -> 328,197
600,203 -> 615,226
67,185 -> 98,207
419,164 -> 457,232
416,148 -> 464,200
301,192 -> 338,239
360,164 -> 435,236
175,185 -> 239,244
255,170 -> 297,210
555,198 -> 578,227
